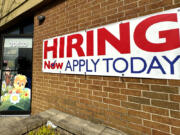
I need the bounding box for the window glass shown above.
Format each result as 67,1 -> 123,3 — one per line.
7,28 -> 20,34
3,38 -> 32,70
23,23 -> 33,34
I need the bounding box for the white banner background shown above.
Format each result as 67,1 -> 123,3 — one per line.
42,8 -> 180,80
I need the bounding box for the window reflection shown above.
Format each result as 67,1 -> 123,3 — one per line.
8,28 -> 20,35
23,23 -> 33,34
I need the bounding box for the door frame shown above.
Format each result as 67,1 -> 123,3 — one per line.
0,34 -> 33,115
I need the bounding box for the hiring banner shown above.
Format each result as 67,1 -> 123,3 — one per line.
42,8 -> 180,80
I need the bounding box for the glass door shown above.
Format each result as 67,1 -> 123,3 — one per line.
0,35 -> 32,115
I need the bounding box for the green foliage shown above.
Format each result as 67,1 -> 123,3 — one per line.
0,97 -> 30,111
28,126 -> 60,135
0,87 -> 31,111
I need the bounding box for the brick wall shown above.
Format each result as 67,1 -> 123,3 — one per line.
32,0 -> 180,135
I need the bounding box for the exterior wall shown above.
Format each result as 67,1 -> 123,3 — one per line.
33,0 -> 180,135
0,0 -> 45,28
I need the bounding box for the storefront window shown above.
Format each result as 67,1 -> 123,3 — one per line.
0,37 -> 32,114
0,18 -> 33,115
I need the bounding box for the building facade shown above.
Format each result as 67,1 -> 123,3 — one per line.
0,0 -> 180,135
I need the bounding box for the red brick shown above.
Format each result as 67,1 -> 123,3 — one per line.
143,105 -> 169,116
108,111 -> 122,119
128,123 -> 151,135
102,8 -> 118,16
92,17 -> 106,25
69,87 -> 79,92
107,12 -> 124,20
143,120 -> 170,133
80,89 -> 92,95
80,79 -> 93,84
146,0 -> 172,10
101,0 -> 116,7
106,2 -> 120,10
103,76 -> 120,81
170,94 -> 180,102
88,95 -> 102,102
139,8 -> 164,16
93,101 -> 108,108
87,76 -> 103,80
125,6 -> 145,15
128,109 -> 151,120
124,0 -> 138,5
88,85 -> 102,91
122,77 -> 141,83
170,110 -> 180,119
172,127 -> 180,135
65,91 -> 76,96
127,116 -> 142,124
142,78 -> 167,85
121,89 -> 141,96
108,117 -> 128,129
122,101 -> 141,110
152,115 -> 180,127
152,129 -> 170,135
103,87 -> 120,93
139,0 -> 151,6
124,2 -> 138,10
93,80 -> 108,86
80,99 -> 92,105
143,91 -> 168,100
151,85 -> 178,94
165,3 -> 180,10
76,93 -> 88,98
109,93 -> 127,101
128,96 -> 150,105
93,91 -> 108,97
109,105 -> 128,114
109,82 -> 126,88
128,83 -> 149,90
151,100 -> 179,110
103,98 -> 120,106
76,83 -> 88,89
174,0 -> 180,3
168,80 -> 180,86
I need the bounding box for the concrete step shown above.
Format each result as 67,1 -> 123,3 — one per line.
0,109 -> 127,135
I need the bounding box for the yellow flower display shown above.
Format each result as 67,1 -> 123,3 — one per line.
10,93 -> 20,104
